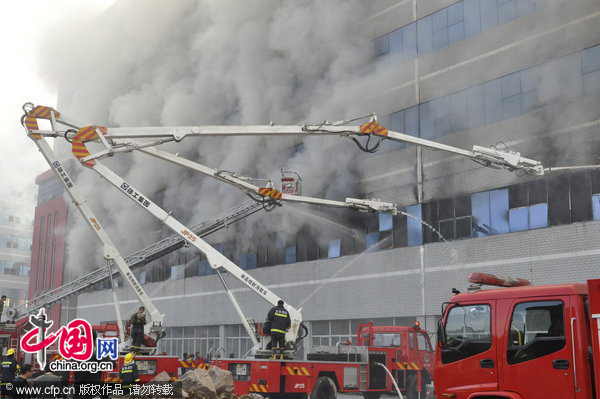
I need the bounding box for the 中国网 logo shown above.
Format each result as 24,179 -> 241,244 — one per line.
20,309 -> 117,372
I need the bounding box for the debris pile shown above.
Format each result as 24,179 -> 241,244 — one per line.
148,366 -> 239,399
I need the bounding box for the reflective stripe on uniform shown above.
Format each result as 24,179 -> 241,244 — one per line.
274,314 -> 288,317
121,370 -> 133,373
271,329 -> 286,333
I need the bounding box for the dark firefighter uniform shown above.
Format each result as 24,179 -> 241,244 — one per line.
1,350 -> 18,398
120,354 -> 140,395
130,309 -> 146,354
267,301 -> 290,359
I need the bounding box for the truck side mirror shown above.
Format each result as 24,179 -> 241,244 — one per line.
437,320 -> 446,346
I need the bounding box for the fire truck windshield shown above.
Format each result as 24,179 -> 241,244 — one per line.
441,304 -> 492,363
372,333 -> 402,347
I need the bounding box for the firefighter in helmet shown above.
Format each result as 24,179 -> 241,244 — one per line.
267,300 -> 290,360
119,353 -> 140,395
129,306 -> 146,354
0,349 -> 19,397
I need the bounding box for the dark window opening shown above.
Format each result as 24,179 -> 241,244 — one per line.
548,176 -> 570,225
509,184 -> 528,209
570,173 -> 592,222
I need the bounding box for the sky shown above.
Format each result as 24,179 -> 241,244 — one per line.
0,0 -> 116,199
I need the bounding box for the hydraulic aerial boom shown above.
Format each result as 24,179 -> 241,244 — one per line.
5,200 -> 264,322
26,110 -> 548,175
22,107 -> 164,353
24,102 -> 597,354
22,104 -> 309,348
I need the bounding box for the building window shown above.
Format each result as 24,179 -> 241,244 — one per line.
375,22 -> 417,60
238,252 -> 257,270
508,182 -> 548,232
170,265 -> 185,280
199,260 -> 212,276
548,176 -> 570,225
583,45 -> 600,95
238,254 -> 247,270
378,213 -> 394,249
471,189 -> 509,237
285,247 -> 297,264
407,204 -> 423,246
433,197 -> 472,241
35,216 -> 44,293
275,233 -> 287,265
139,271 -> 147,285
570,173 -> 592,222
328,239 -> 341,258
385,43 -> 600,145
246,253 -> 257,269
384,106 -> 419,149
365,232 -> 380,252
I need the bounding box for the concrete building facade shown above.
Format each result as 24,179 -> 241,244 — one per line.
0,184 -> 34,313
60,0 -> 600,359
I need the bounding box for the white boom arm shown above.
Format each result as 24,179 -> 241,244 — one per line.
21,105 -> 164,352
22,104 -> 304,346
25,103 -> 578,348
106,124 -> 543,174
137,147 -> 398,214
88,161 -> 304,344
27,108 -> 548,176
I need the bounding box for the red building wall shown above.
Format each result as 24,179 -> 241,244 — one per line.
29,195 -> 67,327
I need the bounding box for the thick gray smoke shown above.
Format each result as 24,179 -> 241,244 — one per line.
38,0 -> 394,274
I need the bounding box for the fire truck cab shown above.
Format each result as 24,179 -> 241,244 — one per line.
435,273 -> 600,399
357,322 -> 434,395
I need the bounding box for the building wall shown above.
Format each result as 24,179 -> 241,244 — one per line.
76,217 -> 600,355
0,194 -> 34,311
30,172 -> 69,326
69,0 -> 600,358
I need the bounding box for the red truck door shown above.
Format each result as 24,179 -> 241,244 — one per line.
435,301 -> 499,395
498,297 -> 575,398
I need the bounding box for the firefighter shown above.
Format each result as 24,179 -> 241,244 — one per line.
1,349 -> 19,398
129,306 -> 146,354
267,300 -> 290,360
119,353 -> 140,395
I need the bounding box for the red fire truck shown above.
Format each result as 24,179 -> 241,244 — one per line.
435,272 -> 600,399
20,104 -> 567,397
0,319 -> 188,383
214,321 -> 433,399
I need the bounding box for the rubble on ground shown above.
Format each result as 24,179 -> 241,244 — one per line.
208,365 -> 235,395
180,368 -> 218,399
147,367 -> 236,399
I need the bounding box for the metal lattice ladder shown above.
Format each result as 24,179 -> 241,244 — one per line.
11,200 -> 264,320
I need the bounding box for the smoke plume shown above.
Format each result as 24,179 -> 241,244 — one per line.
37,0 -> 392,275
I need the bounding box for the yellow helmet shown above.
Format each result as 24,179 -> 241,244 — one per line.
6,349 -> 15,356
124,353 -> 134,363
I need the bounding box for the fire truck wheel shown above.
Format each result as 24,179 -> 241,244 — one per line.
406,373 -> 427,399
311,376 -> 337,399
361,391 -> 381,399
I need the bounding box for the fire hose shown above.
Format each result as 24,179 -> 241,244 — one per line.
375,362 -> 405,399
